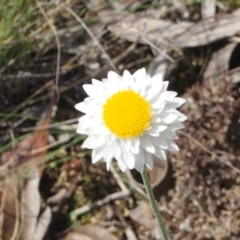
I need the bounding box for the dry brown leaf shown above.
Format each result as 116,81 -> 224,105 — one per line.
19,170 -> 41,239
228,71 -> 240,83
64,225 -> 118,240
108,14 -> 192,47
148,51 -> 169,78
130,201 -> 160,239
1,184 -> 20,240
64,231 -> 92,240
34,207 -> 52,240
174,8 -> 240,47
19,170 -> 51,240
0,90 -> 56,240
203,42 -> 237,80
108,8 -> 240,48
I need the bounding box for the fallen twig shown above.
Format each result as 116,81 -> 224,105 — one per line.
71,190 -> 130,217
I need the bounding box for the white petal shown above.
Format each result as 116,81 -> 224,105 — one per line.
151,116 -> 161,123
76,116 -> 90,134
166,98 -> 186,109
149,135 -> 168,149
134,161 -> 144,173
123,70 -> 134,87
114,139 -> 122,158
118,160 -> 127,172
146,82 -> 163,100
146,72 -> 164,98
153,102 -> 166,114
102,78 -> 113,84
83,84 -> 96,97
145,128 -> 160,137
150,124 -> 168,132
134,148 -> 145,173
108,71 -> 120,81
155,91 -> 177,106
166,139 -> 179,151
92,146 -> 104,163
178,113 -> 188,122
108,133 -> 117,142
161,81 -> 169,92
144,151 -> 153,170
92,78 -> 103,87
115,154 -> 127,172
75,102 -> 88,113
104,85 -> 119,97
169,122 -> 185,130
151,72 -> 163,84
165,91 -> 178,100
130,138 -> 140,154
88,124 -> 106,136
154,148 -> 167,160
123,150 -> 135,169
133,68 -> 146,78
106,158 -> 113,171
122,139 -> 131,151
103,142 -> 115,159
140,135 -> 155,153
161,128 -> 178,139
82,135 -> 105,149
161,113 -> 179,124
91,80 -> 105,101
76,124 -> 87,134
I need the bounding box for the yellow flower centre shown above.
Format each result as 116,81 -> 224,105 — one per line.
103,90 -> 152,138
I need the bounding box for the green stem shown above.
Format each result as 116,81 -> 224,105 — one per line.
141,168 -> 170,240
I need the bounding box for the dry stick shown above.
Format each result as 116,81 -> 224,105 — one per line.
65,6 -> 118,73
125,169 -> 147,198
37,1 -> 61,99
179,130 -> 240,174
21,123 -> 78,132
111,162 -> 147,199
4,71 -> 65,79
143,37 -> 174,62
20,133 -> 75,156
110,165 -> 128,191
216,149 -> 240,160
71,190 -> 130,217
20,117 -> 79,132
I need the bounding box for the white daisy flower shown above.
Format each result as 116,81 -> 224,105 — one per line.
75,68 -> 187,173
